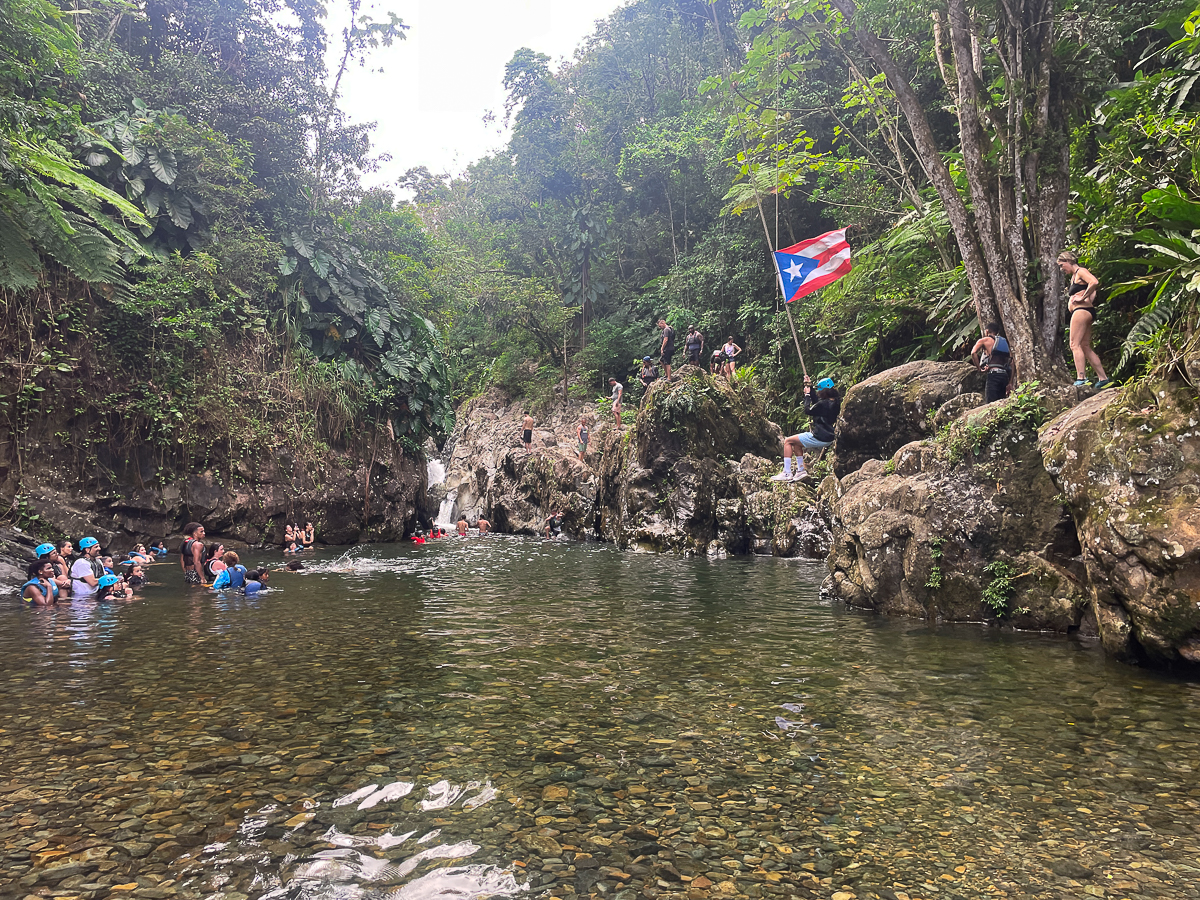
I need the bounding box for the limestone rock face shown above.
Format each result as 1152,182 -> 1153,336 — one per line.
832,360 -> 985,476
19,445 -> 427,548
1040,383 -> 1200,666
595,371 -> 826,556
437,389 -> 600,537
824,390 -> 1088,629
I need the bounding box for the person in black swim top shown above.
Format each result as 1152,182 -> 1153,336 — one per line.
971,322 -> 1012,403
685,325 -> 704,365
1057,251 -> 1110,388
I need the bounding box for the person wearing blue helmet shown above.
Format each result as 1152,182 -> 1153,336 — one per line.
36,542 -> 71,594
772,375 -> 841,482
70,537 -> 105,597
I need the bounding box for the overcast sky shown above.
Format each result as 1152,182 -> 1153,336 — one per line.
327,0 -> 626,191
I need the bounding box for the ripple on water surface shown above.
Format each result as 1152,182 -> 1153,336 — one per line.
0,538 -> 1199,900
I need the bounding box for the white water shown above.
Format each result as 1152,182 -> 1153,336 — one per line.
426,457 -> 447,487
435,490 -> 457,527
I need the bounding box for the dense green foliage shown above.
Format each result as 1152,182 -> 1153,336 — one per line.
1,0 -> 451,488
422,0 -> 1198,428
3,0 -> 1197,490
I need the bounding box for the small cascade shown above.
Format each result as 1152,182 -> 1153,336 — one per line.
435,490 -> 458,527
426,457 -> 447,487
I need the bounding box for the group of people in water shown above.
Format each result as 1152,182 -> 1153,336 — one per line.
19,521 -> 310,605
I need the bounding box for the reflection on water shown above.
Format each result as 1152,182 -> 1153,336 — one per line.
1,538 -> 1198,900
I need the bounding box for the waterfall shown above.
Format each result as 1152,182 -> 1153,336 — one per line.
426,457 -> 447,487
436,490 -> 458,527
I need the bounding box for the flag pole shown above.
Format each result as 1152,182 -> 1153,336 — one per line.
773,257 -> 810,381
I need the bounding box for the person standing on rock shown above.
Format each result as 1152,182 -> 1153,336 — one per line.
685,325 -> 704,366
721,336 -> 742,380
180,522 -> 209,586
522,413 -> 535,450
1057,251 -> 1111,388
608,377 -> 623,425
970,322 -> 1012,403
576,415 -> 590,461
773,377 -> 840,482
658,319 -> 676,379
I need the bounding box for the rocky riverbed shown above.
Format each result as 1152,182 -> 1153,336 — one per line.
3,543 -> 1199,900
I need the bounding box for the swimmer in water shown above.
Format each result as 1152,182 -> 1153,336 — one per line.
477,518 -> 491,534
457,516 -> 468,536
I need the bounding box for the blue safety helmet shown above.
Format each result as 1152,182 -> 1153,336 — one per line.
79,536 -> 99,550
36,542 -> 56,558
643,356 -> 652,362
815,377 -> 835,391
98,574 -> 120,588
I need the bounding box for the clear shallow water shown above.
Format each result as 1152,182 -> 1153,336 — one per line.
2,539 -> 1199,900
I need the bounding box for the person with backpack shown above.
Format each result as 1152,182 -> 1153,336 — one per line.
971,322 -> 1013,403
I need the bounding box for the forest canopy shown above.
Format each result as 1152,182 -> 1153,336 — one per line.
1,0 -> 1197,471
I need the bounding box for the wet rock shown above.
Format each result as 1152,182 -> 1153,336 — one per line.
831,360 -> 985,476
823,388 -> 1087,627
1047,858 -> 1094,879
595,372 -> 828,556
1040,383 -> 1200,667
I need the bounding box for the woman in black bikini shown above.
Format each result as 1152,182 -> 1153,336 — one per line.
1057,251 -> 1110,388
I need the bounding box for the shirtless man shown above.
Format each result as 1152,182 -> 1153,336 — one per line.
457,516 -> 469,536
179,522 -> 209,585
522,414 -> 535,450
477,518 -> 491,534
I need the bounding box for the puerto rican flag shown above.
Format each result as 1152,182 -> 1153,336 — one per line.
772,228 -> 852,303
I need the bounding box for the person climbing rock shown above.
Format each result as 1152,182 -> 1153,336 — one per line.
576,415 -> 590,461
608,377 -> 623,425
971,322 -> 1012,403
773,377 -> 841,482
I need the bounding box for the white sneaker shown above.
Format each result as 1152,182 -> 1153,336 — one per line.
770,471 -> 792,482
792,470 -> 811,482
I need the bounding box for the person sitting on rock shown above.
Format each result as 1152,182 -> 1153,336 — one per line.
970,322 -> 1012,403
544,511 -> 563,539
773,376 -> 841,482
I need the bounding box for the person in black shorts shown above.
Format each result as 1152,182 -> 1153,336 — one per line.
657,318 -> 675,379
522,413 -> 534,450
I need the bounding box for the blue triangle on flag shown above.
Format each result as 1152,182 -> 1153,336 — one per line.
773,251 -> 819,302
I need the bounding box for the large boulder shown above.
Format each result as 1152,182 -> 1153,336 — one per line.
1040,382 -> 1200,667
437,389 -> 600,537
832,360 -> 985,476
595,371 -> 828,556
824,386 -> 1089,629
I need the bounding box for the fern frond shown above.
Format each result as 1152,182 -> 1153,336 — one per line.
1113,285 -> 1180,377
0,207 -> 44,290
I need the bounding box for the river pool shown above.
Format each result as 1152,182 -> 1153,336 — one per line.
2,538 -> 1198,900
